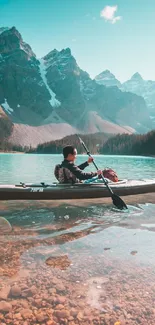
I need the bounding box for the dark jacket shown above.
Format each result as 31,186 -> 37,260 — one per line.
56,159 -> 97,184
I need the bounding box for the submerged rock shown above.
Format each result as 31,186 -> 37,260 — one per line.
9,285 -> 22,297
45,255 -> 71,270
0,216 -> 12,233
0,301 -> 12,312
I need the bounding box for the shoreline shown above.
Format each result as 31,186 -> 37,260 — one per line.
0,151 -> 25,154
0,151 -> 154,157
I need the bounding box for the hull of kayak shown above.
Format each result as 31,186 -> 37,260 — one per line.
0,179 -> 155,200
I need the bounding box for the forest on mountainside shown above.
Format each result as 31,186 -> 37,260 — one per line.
0,140 -> 26,152
1,130 -> 155,156
28,130 -> 155,156
28,133 -> 112,154
99,130 -> 155,155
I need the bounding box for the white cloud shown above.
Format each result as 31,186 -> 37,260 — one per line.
100,5 -> 122,24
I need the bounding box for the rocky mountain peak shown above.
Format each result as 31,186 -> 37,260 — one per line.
130,72 -> 143,81
95,70 -> 115,80
43,49 -> 58,61
95,70 -> 121,88
122,72 -> 155,115
61,47 -> 71,56
44,47 -> 75,66
0,27 -> 10,35
43,47 -> 79,81
0,26 -> 35,58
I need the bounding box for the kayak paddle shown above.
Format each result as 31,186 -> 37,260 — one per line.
77,135 -> 128,210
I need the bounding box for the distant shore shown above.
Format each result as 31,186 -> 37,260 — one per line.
0,151 -> 25,154
0,151 -> 154,157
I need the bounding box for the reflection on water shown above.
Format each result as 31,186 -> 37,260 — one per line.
1,202 -> 155,324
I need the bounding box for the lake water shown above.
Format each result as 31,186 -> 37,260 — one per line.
0,154 -> 155,324
0,153 -> 155,184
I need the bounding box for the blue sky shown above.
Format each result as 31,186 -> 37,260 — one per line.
0,0 -> 155,82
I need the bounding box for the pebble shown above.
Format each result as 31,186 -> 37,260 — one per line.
54,309 -> 70,319
0,285 -> 11,300
20,308 -> 33,319
1,222 -> 155,325
0,301 -> 12,312
10,285 -> 21,297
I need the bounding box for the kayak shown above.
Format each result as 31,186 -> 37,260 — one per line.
0,179 -> 155,200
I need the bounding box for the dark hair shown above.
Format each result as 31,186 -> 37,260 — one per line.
63,145 -> 75,158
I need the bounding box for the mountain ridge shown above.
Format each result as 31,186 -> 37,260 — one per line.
95,70 -> 155,118
0,27 -> 153,147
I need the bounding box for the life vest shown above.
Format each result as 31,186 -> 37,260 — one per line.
54,164 -> 77,184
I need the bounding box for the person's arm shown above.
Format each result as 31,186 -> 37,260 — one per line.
68,163 -> 97,181
78,161 -> 89,170
78,157 -> 94,170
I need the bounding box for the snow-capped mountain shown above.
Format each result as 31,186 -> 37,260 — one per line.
95,70 -> 155,116
95,70 -> 121,88
0,27 -> 153,147
122,73 -> 155,115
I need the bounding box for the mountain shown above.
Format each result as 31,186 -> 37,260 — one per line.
0,106 -> 13,139
0,27 -> 153,147
95,70 -> 155,117
0,26 -> 60,125
95,70 -> 121,88
0,105 -> 14,151
122,73 -> 155,115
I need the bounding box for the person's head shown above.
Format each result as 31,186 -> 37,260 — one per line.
63,145 -> 77,162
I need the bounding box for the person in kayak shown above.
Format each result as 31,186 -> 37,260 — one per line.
54,145 -> 102,184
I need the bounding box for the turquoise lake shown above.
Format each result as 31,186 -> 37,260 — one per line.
0,153 -> 155,184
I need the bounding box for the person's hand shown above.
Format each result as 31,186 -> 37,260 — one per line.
87,157 -> 94,164
97,169 -> 102,176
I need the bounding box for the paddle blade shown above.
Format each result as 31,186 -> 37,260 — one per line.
112,193 -> 128,210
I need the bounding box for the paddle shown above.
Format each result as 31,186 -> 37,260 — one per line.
77,135 -> 128,210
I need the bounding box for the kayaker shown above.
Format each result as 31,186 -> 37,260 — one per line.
54,145 -> 102,184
